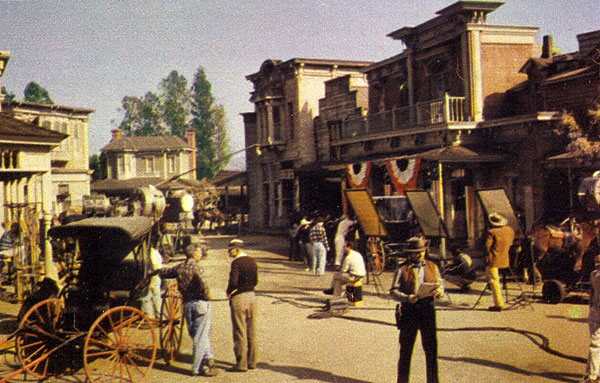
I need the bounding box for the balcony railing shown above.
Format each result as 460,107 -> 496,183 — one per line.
339,94 -> 469,140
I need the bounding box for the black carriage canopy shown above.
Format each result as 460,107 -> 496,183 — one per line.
48,216 -> 155,263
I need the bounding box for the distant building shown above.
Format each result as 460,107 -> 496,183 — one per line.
0,51 -> 68,224
99,129 -> 196,181
2,99 -> 94,214
243,58 -> 372,229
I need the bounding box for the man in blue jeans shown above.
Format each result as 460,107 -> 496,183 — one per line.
154,243 -> 218,376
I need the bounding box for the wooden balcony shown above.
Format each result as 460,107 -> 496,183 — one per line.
339,94 -> 470,140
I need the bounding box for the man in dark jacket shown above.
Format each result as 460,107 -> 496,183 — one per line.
155,243 -> 218,376
227,239 -> 258,372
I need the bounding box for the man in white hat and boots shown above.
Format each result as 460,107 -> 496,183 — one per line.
485,212 -> 515,312
227,239 -> 258,372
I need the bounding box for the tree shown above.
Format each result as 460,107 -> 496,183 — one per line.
118,92 -> 169,136
117,67 -> 231,179
1,86 -> 15,101
556,103 -> 600,160
213,104 -> 231,172
159,71 -> 190,138
23,81 -> 54,104
89,154 -> 103,180
190,67 -> 218,179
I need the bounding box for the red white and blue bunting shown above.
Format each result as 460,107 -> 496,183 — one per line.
385,158 -> 421,195
346,162 -> 371,188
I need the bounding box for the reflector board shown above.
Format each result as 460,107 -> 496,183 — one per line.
476,188 -> 524,239
404,190 -> 449,238
345,189 -> 387,237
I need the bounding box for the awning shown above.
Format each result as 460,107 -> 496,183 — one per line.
410,145 -> 506,163
543,151 -> 600,169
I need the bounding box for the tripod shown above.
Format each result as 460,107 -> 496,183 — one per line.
472,267 -> 533,310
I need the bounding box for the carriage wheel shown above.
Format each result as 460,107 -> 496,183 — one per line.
367,237 -> 385,276
16,298 -> 69,379
542,279 -> 566,304
83,306 -> 156,383
159,285 -> 184,365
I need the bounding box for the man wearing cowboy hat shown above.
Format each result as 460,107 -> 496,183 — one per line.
390,236 -> 443,383
227,239 -> 258,372
485,212 -> 515,312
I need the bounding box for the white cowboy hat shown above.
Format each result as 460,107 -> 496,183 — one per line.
488,213 -> 508,227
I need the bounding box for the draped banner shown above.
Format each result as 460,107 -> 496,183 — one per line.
385,158 -> 421,195
346,162 -> 371,188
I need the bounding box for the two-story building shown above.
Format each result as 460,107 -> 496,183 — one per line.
99,128 -> 196,181
244,1 -> 600,253
2,99 -> 94,214
243,58 -> 372,229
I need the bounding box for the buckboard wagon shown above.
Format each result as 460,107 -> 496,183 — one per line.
0,216 -> 184,383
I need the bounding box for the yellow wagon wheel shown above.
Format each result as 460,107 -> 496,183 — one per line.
83,306 -> 156,383
367,237 -> 385,276
16,298 -> 69,379
159,282 -> 184,365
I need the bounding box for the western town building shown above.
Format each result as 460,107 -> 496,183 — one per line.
243,1 -> 600,251
243,58 -> 372,229
98,129 -> 197,182
0,51 -> 95,223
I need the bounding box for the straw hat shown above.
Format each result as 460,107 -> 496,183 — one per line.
488,213 -> 508,227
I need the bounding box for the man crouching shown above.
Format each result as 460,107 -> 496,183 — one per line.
323,233 -> 366,297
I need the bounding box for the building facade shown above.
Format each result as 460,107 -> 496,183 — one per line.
244,58 -> 372,229
244,1 -> 600,251
100,129 -> 196,181
2,100 -> 94,214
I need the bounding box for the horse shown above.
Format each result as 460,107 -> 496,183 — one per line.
193,208 -> 226,233
528,214 -> 600,275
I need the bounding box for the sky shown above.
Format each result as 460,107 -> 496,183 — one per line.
2,0 -> 600,170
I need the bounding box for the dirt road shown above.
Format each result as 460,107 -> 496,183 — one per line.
0,234 -> 590,382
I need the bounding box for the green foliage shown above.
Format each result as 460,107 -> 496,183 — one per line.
159,71 -> 190,137
89,154 -> 103,180
556,103 -> 600,160
1,86 -> 15,101
117,67 -> 230,180
23,81 -> 54,104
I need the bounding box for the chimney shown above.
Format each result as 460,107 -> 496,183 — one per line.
542,35 -> 553,59
111,129 -> 122,142
186,129 -> 197,177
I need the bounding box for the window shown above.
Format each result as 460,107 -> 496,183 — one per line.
429,58 -> 449,99
272,105 -> 281,141
118,156 -> 126,174
146,157 -> 155,173
168,155 -> 176,172
0,150 -> 19,169
288,102 -> 294,139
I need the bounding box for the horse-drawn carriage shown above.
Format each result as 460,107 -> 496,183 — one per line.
344,189 -> 419,276
0,216 -> 184,382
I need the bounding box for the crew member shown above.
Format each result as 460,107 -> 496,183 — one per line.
324,233 -> 365,297
227,239 -> 258,372
485,212 -> 514,312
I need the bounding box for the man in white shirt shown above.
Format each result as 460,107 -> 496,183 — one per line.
324,233 -> 365,297
334,213 -> 356,268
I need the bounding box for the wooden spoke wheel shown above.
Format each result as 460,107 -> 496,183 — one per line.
83,306 -> 156,383
159,284 -> 184,364
367,237 -> 385,276
16,298 -> 71,379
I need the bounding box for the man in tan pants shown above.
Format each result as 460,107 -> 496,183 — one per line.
226,239 -> 258,372
485,213 -> 514,312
